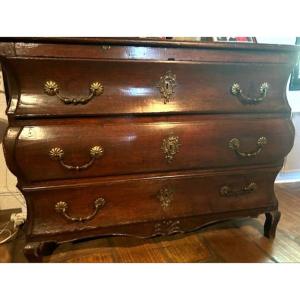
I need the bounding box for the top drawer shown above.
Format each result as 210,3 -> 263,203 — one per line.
4,58 -> 292,117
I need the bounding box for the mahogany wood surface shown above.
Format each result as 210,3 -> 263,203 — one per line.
12,43 -> 298,63
9,116 -> 294,182
24,166 -> 279,237
1,182 -> 299,263
3,58 -> 293,117
0,37 -> 299,51
0,38 -> 298,262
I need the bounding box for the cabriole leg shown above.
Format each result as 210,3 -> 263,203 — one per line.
264,210 -> 281,239
24,241 -> 57,262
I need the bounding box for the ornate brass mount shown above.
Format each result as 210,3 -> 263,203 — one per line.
44,80 -> 104,105
101,45 -> 111,50
154,220 -> 181,235
228,136 -> 267,158
157,187 -> 174,210
161,135 -> 181,163
220,182 -> 257,197
49,145 -> 104,170
231,82 -> 269,104
55,198 -> 105,222
156,71 -> 177,104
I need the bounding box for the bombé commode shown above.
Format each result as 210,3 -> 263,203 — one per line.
0,38 -> 298,261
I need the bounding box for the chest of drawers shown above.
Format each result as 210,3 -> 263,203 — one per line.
0,38 -> 298,262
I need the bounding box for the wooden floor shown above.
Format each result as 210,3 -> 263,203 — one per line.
1,182 -> 300,263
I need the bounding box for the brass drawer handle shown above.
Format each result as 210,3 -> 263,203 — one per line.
231,82 -> 269,104
44,80 -> 104,104
228,137 -> 267,158
220,182 -> 257,197
49,145 -> 104,170
157,71 -> 177,104
55,198 -> 105,222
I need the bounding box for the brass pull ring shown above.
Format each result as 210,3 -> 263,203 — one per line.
49,145 -> 104,170
231,82 -> 269,104
55,198 -> 105,222
44,80 -> 104,105
228,137 -> 267,158
220,182 -> 257,197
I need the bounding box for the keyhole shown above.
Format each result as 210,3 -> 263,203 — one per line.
165,81 -> 173,94
168,144 -> 175,153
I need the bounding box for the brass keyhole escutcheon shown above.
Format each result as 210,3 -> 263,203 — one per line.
161,135 -> 180,163
165,82 -> 171,93
156,71 -> 177,104
157,187 -> 174,210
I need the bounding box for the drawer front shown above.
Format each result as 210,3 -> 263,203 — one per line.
12,116 -> 294,182
6,58 -> 292,117
26,167 -> 279,236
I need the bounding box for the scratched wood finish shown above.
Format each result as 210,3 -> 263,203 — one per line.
8,116 -> 294,182
3,58 -> 293,117
24,166 -> 280,237
0,38 -> 298,262
1,182 -> 299,263
11,43 -> 297,63
0,37 -> 296,48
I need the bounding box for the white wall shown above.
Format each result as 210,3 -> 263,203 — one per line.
257,37 -> 300,176
0,67 -> 26,212
256,37 -> 300,111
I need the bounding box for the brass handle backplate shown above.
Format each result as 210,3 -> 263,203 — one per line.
44,80 -> 104,105
157,187 -> 174,210
220,182 -> 257,197
55,198 -> 105,222
228,137 -> 267,158
156,71 -> 177,104
49,145 -> 104,170
101,45 -> 111,50
161,135 -> 180,163
231,82 -> 269,104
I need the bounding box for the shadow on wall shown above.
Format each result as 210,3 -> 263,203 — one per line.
0,118 -> 8,143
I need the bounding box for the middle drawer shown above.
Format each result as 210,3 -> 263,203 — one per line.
13,115 -> 293,182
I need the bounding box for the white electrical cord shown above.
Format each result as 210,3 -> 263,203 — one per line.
0,221 -> 9,235
0,67 -> 26,245
0,212 -> 25,245
0,165 -> 27,245
0,221 -> 17,245
0,228 -> 18,244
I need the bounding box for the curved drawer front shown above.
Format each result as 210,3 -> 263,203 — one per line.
26,167 -> 279,236
13,116 -> 294,182
6,58 -> 292,117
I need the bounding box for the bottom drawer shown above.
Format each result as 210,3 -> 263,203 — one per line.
25,167 -> 279,236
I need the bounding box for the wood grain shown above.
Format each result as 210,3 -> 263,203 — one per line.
10,116 -> 294,182
1,182 -> 299,263
24,166 -> 280,237
12,43 -> 296,63
1,37 -> 298,51
0,39 -> 298,262
3,58 -> 293,117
